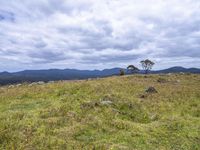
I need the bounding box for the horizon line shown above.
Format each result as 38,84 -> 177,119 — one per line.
1,66 -> 200,73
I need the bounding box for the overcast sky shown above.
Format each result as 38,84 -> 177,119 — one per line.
0,0 -> 200,72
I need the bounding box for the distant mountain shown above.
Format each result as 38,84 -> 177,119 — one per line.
0,67 -> 199,85
0,68 -> 122,85
153,66 -> 200,74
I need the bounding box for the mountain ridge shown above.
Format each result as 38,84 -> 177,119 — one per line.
0,66 -> 199,85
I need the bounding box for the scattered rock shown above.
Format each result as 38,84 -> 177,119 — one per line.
8,85 -> 15,88
172,80 -> 181,84
150,114 -> 159,121
157,78 -> 167,83
16,84 -> 22,87
67,111 -> 76,118
145,87 -> 158,93
100,100 -> 113,106
186,73 -> 191,75
28,82 -> 37,87
81,99 -> 114,109
140,94 -> 148,98
81,101 -> 99,109
48,81 -> 55,84
28,81 -> 45,86
37,81 -> 45,85
87,78 -> 92,81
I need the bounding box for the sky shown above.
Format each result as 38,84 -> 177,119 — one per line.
0,0 -> 200,72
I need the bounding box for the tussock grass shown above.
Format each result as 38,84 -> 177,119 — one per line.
0,74 -> 199,149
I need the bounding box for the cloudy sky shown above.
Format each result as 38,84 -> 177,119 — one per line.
0,0 -> 200,72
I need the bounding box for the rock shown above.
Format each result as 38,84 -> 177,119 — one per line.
157,78 -> 167,83
81,101 -> 99,109
28,82 -> 37,87
48,81 -> 55,84
37,81 -> 45,85
140,94 -> 148,98
150,114 -> 159,121
8,85 -> 15,88
67,111 -> 76,118
87,78 -> 92,81
16,84 -> 22,87
81,99 -> 113,109
100,100 -> 113,105
145,87 -> 158,93
112,108 -> 121,113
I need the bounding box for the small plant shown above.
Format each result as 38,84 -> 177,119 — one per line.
119,69 -> 125,76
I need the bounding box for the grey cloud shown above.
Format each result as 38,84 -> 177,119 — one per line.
0,0 -> 200,71
34,41 -> 47,48
80,53 -> 141,64
0,49 -> 21,56
27,50 -> 67,64
0,10 -> 15,22
57,20 -> 142,52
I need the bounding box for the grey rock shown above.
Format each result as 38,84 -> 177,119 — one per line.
8,85 -> 15,88
16,84 -> 22,87
37,81 -> 45,85
157,78 -> 167,83
145,87 -> 158,93
48,81 -> 55,84
100,100 -> 113,105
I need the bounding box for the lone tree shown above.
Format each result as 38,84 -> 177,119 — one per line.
140,59 -> 155,74
127,65 -> 140,74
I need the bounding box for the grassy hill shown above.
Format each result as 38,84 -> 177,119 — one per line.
0,74 -> 199,149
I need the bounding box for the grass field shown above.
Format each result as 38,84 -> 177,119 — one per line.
0,74 -> 200,149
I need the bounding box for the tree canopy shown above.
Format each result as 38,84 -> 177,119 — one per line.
127,65 -> 140,74
140,59 -> 155,74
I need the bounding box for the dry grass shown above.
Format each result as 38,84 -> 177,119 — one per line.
0,74 -> 200,149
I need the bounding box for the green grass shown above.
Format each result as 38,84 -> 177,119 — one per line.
0,74 -> 199,149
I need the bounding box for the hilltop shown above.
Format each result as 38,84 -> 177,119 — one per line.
0,66 -> 200,85
0,74 -> 200,149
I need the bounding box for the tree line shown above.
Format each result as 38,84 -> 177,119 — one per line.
120,59 -> 155,75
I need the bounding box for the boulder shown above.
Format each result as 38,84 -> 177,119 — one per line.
145,87 -> 158,93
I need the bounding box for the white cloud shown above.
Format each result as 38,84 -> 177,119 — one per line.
0,0 -> 200,71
